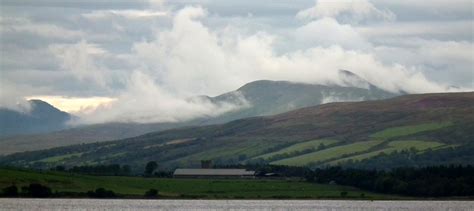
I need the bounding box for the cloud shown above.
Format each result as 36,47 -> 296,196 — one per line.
75,71 -> 249,124
0,81 -> 33,112
294,17 -> 370,50
130,6 -> 450,94
1,2 -> 472,125
57,5 -> 464,124
297,0 -> 395,22
356,20 -> 473,40
0,18 -> 84,40
83,10 -> 167,20
25,95 -> 116,113
49,40 -> 110,88
374,39 -> 474,87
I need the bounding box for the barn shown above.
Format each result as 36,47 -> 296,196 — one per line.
173,168 -> 255,179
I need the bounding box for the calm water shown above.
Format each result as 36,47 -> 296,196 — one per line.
0,199 -> 473,211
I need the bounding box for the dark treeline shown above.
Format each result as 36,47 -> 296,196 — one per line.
52,164 -> 131,176
308,165 -> 474,197
220,164 -> 474,197
1,184 -> 160,199
1,183 -> 52,198
51,163 -> 173,177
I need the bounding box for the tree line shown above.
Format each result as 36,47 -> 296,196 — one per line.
52,164 -> 132,176
1,184 -> 160,199
219,164 -> 474,197
309,165 -> 474,197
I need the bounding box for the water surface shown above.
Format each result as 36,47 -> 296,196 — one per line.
0,199 -> 472,210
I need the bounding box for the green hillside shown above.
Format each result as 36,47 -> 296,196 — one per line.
272,140 -> 383,166
256,139 -> 339,160
0,92 -> 473,170
328,140 -> 448,165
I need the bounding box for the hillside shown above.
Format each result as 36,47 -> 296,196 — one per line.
0,72 -> 396,154
1,92 -> 472,170
0,100 -> 72,137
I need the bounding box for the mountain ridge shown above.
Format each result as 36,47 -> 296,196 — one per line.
0,72 -> 397,154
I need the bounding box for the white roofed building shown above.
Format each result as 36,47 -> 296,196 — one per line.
173,168 -> 255,179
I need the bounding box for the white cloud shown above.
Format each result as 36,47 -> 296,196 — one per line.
63,6 -> 464,124
1,2 -> 472,125
49,40 -> 109,87
376,0 -> 473,15
374,39 -> 474,87
83,10 -> 167,20
129,6 -> 453,97
295,17 -> 370,50
356,20 -> 473,40
75,71 -> 249,124
25,95 -> 116,113
0,18 -> 84,40
0,82 -> 32,112
296,0 -> 395,22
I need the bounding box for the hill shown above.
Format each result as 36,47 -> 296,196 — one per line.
0,71 -> 396,154
0,92 -> 472,170
0,100 -> 72,137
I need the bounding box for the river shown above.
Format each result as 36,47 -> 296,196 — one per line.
0,199 -> 472,210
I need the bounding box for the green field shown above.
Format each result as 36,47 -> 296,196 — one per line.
328,140 -> 446,165
255,139 -> 339,160
271,140 -> 383,166
370,122 -> 452,139
0,168 -> 392,199
38,153 -> 84,163
174,140 -> 278,165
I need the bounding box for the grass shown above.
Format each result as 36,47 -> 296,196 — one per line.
38,153 -> 84,163
328,140 -> 446,165
0,168 -> 393,199
271,140 -> 383,166
175,140 -> 280,165
370,122 -> 452,139
255,139 -> 339,160
266,122 -> 452,167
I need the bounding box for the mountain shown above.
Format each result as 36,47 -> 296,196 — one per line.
1,92 -> 472,171
0,100 -> 72,137
0,70 -> 397,155
202,77 -> 394,124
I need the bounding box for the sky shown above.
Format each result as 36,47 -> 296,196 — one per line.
0,0 -> 473,124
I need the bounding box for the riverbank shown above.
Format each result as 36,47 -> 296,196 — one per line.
0,168 -> 397,199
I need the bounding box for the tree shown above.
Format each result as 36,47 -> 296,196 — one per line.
340,191 -> 348,197
2,185 -> 18,197
145,189 -> 159,198
24,184 -> 52,198
145,161 -> 158,176
87,188 -> 116,198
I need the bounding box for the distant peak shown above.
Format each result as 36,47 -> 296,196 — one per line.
338,69 -> 371,89
28,99 -> 49,105
28,99 -> 64,113
339,69 -> 358,77
237,80 -> 294,91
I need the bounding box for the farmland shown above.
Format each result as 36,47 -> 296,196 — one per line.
0,168 -> 390,199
